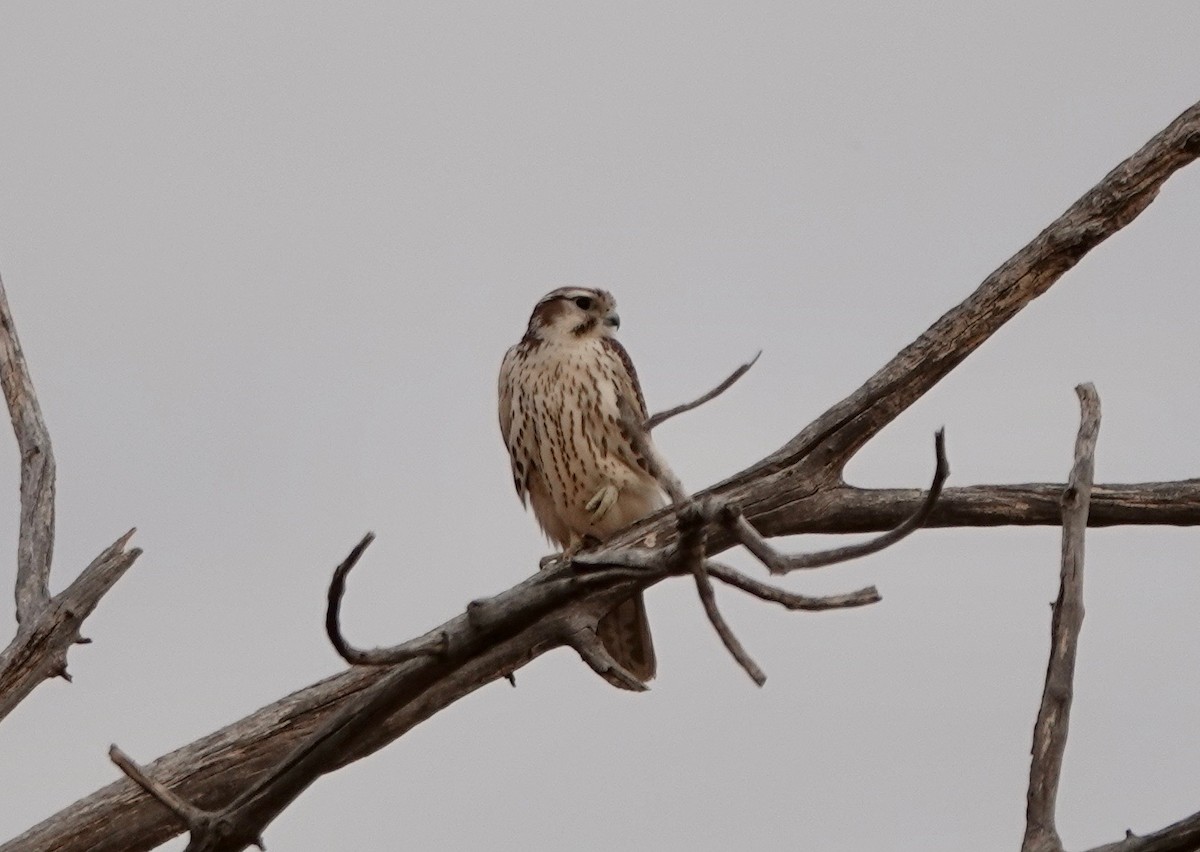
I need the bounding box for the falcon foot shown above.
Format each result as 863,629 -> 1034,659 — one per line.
585,483 -> 619,523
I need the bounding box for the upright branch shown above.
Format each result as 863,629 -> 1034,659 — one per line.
1023,384 -> 1100,852
0,274 -> 56,623
0,277 -> 142,722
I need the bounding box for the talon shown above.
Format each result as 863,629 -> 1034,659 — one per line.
585,484 -> 619,523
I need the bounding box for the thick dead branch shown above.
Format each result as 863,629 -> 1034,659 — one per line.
1082,810 -> 1200,852
9,100 -> 1200,852
675,99 -> 1200,531
804,480 -> 1200,533
0,277 -> 142,722
1023,385 -> 1100,852
692,565 -> 764,685
644,351 -> 760,431
326,533 -> 448,666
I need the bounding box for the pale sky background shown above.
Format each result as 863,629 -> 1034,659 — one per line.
1,4 -> 1198,851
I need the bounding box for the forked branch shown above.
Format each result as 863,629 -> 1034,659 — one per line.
0,274 -> 55,622
0,277 -> 141,722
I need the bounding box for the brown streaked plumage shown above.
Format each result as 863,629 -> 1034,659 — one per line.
499,287 -> 663,682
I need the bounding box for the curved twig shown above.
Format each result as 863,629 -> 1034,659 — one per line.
726,429 -> 949,575
326,533 -> 447,666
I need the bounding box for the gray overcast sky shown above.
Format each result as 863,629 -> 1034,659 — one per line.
1,4 -> 1198,850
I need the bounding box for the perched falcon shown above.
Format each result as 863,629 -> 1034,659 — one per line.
499,287 -> 664,682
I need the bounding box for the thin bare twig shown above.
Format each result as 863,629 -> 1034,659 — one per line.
727,429 -> 948,574
110,746 -> 269,852
108,747 -> 216,837
692,564 -> 766,686
644,351 -> 761,431
705,561 -> 880,611
326,533 -> 448,666
1022,384 -> 1101,852
674,502 -> 767,686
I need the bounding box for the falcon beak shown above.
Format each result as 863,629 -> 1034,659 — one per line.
604,312 -> 620,329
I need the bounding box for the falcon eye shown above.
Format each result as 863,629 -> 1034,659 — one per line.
572,296 -> 593,310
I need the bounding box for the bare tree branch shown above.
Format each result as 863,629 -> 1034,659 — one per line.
1022,384 -> 1100,852
690,559 -> 766,686
673,501 -> 767,686
0,274 -> 55,623
7,100 -> 1200,852
0,277 -> 142,722
644,351 -> 760,431
109,746 -> 270,852
108,745 -> 211,830
796,480 -> 1200,534
677,99 -> 1200,535
1083,810 -> 1200,852
705,561 -> 880,611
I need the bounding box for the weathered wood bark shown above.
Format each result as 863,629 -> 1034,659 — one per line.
1023,385 -> 1100,852
0,278 -> 141,722
3,100 -> 1199,852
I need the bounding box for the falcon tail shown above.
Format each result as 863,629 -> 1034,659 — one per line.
596,592 -> 656,687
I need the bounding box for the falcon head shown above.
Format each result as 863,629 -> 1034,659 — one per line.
525,287 -> 620,341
